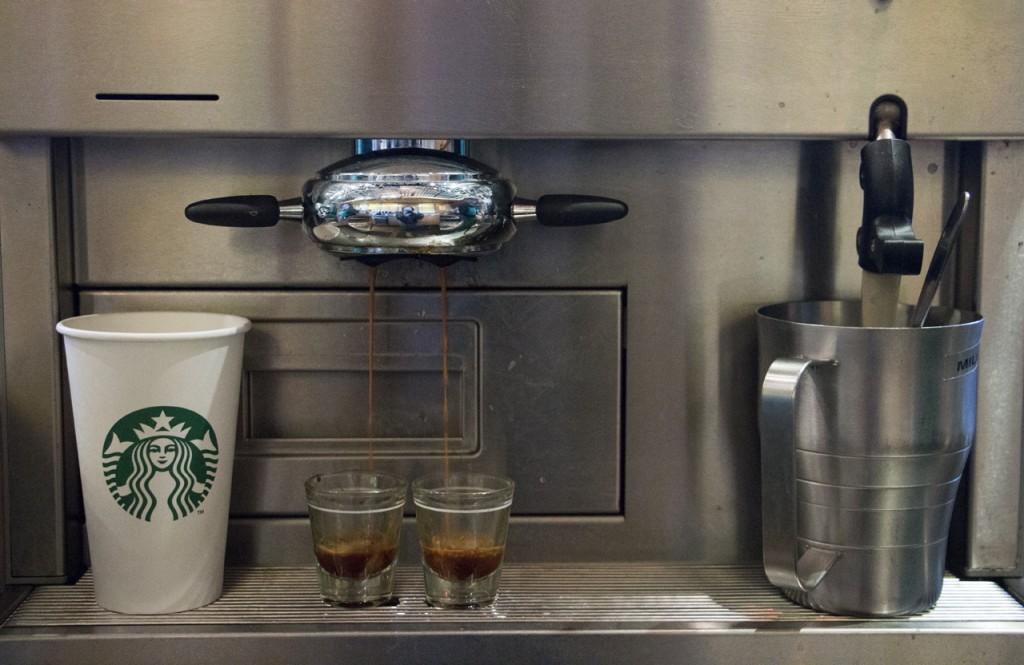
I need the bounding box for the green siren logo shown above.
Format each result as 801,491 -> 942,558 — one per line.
102,406 -> 218,522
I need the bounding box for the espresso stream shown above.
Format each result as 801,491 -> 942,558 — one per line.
365,266 -> 447,478
440,267 -> 451,481
362,266 -> 497,583
366,266 -> 449,476
367,266 -> 377,469
366,264 -> 450,471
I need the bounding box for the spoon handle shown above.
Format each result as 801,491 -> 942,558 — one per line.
910,191 -> 971,327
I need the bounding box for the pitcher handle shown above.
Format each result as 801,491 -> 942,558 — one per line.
760,357 -> 839,593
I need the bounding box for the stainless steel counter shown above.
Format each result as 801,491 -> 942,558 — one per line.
2,564 -> 1022,664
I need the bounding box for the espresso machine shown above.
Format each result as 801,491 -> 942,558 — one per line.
1,2 -> 1024,663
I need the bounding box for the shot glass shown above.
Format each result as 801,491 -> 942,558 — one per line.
304,471 -> 406,607
413,473 -> 514,607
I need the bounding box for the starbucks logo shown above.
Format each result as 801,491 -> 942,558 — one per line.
102,406 -> 218,522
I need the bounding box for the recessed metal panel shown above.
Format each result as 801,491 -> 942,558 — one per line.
247,368 -> 468,443
243,320 -> 476,456
80,290 -> 622,516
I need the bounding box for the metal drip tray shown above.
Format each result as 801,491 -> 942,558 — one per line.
3,564 -> 1024,664
6,564 -> 1024,627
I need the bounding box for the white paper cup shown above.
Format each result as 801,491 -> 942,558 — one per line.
57,311 -> 251,614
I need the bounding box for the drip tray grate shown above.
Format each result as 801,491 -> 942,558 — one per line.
5,564 -> 1024,628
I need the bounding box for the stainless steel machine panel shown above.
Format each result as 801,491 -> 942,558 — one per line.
59,136 -> 959,565
0,140 -> 72,583
80,290 -> 623,517
966,141 -> 1024,575
1,2 -> 1023,138
1,3 -> 1023,660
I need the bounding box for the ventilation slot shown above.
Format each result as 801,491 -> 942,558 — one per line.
95,93 -> 219,102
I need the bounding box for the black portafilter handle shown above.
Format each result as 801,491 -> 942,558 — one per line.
534,194 -> 628,226
184,195 -> 283,227
856,97 -> 923,275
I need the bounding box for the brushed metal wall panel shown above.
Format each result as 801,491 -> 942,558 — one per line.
0,1 -> 1022,138
80,290 -> 623,517
74,137 -> 954,561
966,141 -> 1024,575
74,137 -> 352,287
0,140 -> 67,581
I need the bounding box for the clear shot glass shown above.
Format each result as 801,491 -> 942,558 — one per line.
304,471 -> 406,607
412,473 -> 515,608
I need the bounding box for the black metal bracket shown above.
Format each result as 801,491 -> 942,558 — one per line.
857,96 -> 923,275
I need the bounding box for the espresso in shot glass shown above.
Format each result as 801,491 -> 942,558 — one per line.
304,471 -> 406,607
413,473 -> 514,608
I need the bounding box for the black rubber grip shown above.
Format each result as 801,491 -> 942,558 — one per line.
535,195 -> 628,226
184,195 -> 280,227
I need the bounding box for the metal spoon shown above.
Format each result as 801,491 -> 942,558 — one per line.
910,191 -> 971,327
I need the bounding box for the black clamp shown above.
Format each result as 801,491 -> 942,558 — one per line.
856,96 -> 924,275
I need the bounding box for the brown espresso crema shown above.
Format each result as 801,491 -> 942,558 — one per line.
315,536 -> 397,579
422,536 -> 505,581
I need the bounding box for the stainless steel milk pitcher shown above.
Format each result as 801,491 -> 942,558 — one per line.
757,301 -> 983,616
